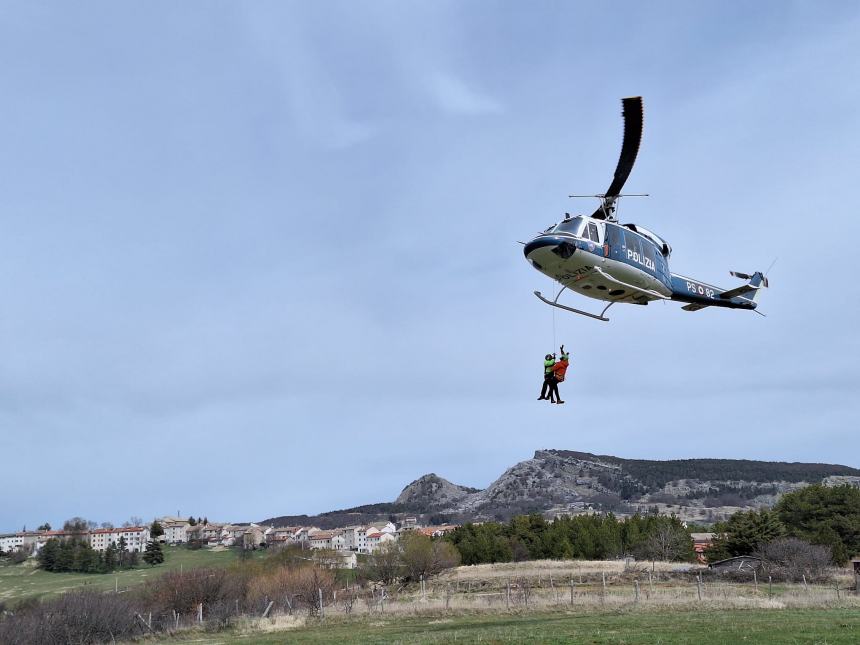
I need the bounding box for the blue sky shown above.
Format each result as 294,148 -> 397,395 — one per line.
2,1 -> 859,532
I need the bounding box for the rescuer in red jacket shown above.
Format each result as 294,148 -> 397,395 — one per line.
548,345 -> 569,404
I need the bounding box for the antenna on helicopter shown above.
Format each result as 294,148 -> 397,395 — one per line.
585,96 -> 645,222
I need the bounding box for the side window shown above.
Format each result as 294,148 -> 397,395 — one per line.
643,239 -> 656,265
623,230 -> 640,255
587,222 -> 600,243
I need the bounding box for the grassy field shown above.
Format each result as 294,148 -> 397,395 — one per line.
0,545 -> 246,603
163,608 -> 860,644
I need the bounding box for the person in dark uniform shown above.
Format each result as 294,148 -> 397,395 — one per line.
538,353 -> 556,401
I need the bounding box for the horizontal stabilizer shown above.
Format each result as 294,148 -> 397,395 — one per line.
681,303 -> 709,312
719,284 -> 759,300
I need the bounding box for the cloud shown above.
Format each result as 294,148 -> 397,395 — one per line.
427,72 -> 503,115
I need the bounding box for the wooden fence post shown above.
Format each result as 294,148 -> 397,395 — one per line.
696,574 -> 702,602
506,580 -> 510,610
601,571 -> 607,604
753,570 -> 758,592
198,603 -> 203,623
262,601 -> 274,618
319,588 -> 324,618
768,576 -> 772,598
570,577 -> 574,606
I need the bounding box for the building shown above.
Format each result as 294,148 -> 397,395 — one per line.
398,518 -> 419,533
195,523 -> 225,545
0,533 -> 25,553
294,526 -> 321,543
88,527 -> 150,552
691,532 -> 716,563
160,517 -> 191,544
266,526 -> 303,546
2,530 -> 78,554
366,531 -> 397,554
339,525 -> 363,551
418,524 -> 459,538
242,525 -> 268,550
309,530 -> 345,551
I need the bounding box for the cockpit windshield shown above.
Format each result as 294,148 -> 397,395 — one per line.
552,216 -> 586,236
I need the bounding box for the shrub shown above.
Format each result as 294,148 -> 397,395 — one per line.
140,567 -> 248,617
754,537 -> 832,583
247,564 -> 335,616
0,590 -> 138,645
8,550 -> 28,565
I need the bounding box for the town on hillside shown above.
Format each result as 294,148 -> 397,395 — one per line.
0,516 -> 462,569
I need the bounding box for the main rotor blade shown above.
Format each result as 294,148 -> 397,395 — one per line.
591,96 -> 643,219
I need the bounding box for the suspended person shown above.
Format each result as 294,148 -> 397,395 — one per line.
548,345 -> 569,404
537,353 -> 556,401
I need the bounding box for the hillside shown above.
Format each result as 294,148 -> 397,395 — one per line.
262,450 -> 860,527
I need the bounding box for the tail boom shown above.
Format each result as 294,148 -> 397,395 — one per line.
670,271 -> 768,312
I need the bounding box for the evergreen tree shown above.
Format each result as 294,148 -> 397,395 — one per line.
187,516 -> 197,526
56,540 -> 75,572
150,521 -> 164,538
775,484 -> 860,566
117,536 -> 128,568
37,522 -> 51,531
709,509 -> 785,558
38,538 -> 60,571
103,543 -> 117,572
143,539 -> 164,566
74,541 -> 99,573
128,549 -> 140,567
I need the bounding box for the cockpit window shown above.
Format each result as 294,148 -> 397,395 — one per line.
553,216 -> 585,236
587,222 -> 600,243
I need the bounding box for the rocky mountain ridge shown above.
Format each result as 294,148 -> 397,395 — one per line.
262,450 -> 860,527
391,450 -> 860,524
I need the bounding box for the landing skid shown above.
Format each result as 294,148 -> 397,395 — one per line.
533,286 -> 613,322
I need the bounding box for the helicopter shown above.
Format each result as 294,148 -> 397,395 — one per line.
523,96 -> 768,321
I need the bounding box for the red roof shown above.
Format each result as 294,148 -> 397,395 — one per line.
367,532 -> 383,538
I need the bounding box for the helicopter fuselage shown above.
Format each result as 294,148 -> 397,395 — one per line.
524,215 -> 758,311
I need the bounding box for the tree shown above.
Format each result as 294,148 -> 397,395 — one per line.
362,541 -> 404,584
399,532 -> 434,581
74,542 -> 100,573
711,509 -> 785,558
775,484 -> 860,566
37,522 -> 51,531
103,543 -> 117,572
187,516 -> 197,526
150,521 -> 164,539
63,517 -> 90,534
117,536 -> 128,568
100,522 -> 114,529
143,540 -> 164,566
56,540 -> 75,572
127,549 -> 140,567
38,538 -> 60,571
637,524 -> 692,562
